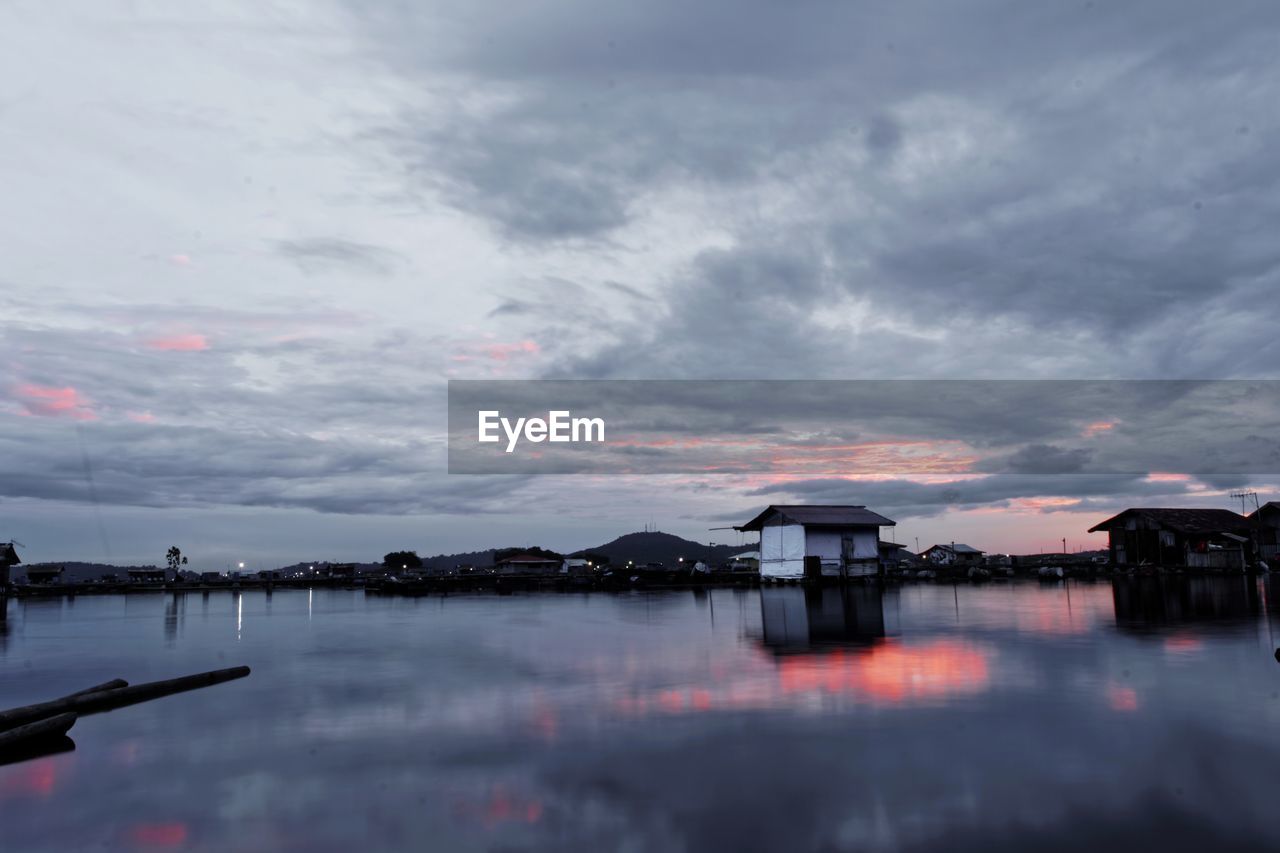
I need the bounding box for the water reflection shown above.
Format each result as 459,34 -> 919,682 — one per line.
1112,575 -> 1263,634
759,586 -> 895,652
2,580 -> 1280,852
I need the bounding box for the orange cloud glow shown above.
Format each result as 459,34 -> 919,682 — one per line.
145,334 -> 209,351
485,340 -> 539,361
12,383 -> 96,420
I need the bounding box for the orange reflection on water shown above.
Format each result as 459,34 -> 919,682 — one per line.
455,784 -> 544,829
1163,634 -> 1205,656
779,640 -> 990,704
0,756 -> 63,799
1107,684 -> 1139,712
127,822 -> 188,847
612,640 -> 991,716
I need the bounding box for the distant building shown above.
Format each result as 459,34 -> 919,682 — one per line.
729,550 -> 761,572
321,563 -> 357,580
1087,508 -> 1251,569
878,541 -> 915,569
128,568 -> 167,584
25,566 -> 63,585
734,505 -> 896,580
1,542 -> 20,587
200,571 -> 224,582
1248,502 -> 1280,563
920,544 -> 985,567
561,558 -> 593,575
495,552 -> 562,575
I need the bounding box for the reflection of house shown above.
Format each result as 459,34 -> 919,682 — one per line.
920,543 -> 984,567
128,568 -> 167,584
735,505 -> 896,580
494,552 -> 562,575
25,566 -> 63,585
1112,576 -> 1261,633
759,586 -> 897,652
1088,508 -> 1250,568
1248,502 -> 1280,562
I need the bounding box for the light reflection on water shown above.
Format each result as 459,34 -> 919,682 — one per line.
2,577 -> 1279,852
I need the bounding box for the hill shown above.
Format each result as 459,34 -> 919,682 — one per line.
571,531 -> 743,567
417,531 -> 746,570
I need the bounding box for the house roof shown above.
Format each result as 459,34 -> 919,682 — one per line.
1248,501 -> 1280,520
735,504 -> 896,532
1087,508 -> 1250,534
496,552 -> 561,563
922,543 -> 983,554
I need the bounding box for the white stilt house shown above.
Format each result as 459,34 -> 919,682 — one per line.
735,505 -> 897,580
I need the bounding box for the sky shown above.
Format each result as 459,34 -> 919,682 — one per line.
2,1 -> 1279,569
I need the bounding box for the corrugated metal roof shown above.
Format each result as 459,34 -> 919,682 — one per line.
923,543 -> 983,554
735,505 -> 896,532
1087,508 -> 1249,534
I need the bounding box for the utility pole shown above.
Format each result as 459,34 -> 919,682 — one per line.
1231,491 -> 1261,568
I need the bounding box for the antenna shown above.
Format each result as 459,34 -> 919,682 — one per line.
1230,491 -> 1260,515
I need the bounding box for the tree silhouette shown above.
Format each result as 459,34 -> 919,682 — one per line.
165,546 -> 188,573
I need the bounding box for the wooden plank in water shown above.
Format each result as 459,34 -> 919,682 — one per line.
0,712 -> 77,753
0,666 -> 250,732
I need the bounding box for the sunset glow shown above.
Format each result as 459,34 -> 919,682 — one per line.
12,383 -> 96,420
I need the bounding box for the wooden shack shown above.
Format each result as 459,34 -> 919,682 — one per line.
1087,508 -> 1250,569
735,505 -> 896,580
1248,501 -> 1280,563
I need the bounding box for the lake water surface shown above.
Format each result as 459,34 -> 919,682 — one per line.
3,578 -> 1280,852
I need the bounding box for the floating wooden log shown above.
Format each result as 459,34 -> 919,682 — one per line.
0,712 -> 77,754
64,678 -> 129,698
0,678 -> 128,734
0,666 -> 249,732
0,734 -> 74,767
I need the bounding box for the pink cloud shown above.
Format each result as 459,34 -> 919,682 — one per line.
13,383 -> 97,420
127,411 -> 157,424
485,340 -> 540,361
1082,420 -> 1115,437
146,334 -> 209,351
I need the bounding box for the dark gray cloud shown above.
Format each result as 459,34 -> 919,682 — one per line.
351,0 -> 1280,378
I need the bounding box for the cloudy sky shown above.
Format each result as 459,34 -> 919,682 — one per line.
2,1 -> 1278,568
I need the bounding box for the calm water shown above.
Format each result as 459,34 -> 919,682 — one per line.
3,578 -> 1280,852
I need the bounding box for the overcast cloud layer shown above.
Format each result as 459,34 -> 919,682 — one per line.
2,1 -> 1279,566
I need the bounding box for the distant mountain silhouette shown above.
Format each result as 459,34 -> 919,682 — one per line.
13,532 -> 752,579
419,531 -> 745,570
571,531 -> 742,567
